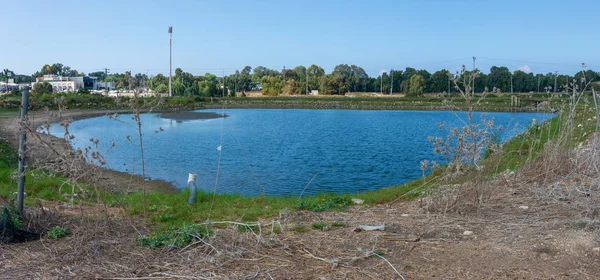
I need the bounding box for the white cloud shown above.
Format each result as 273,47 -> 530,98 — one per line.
518,65 -> 531,73
379,69 -> 387,77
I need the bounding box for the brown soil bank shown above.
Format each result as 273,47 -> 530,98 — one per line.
0,109 -> 178,193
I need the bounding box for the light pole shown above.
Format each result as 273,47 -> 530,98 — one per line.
554,71 -> 558,94
511,72 -> 513,94
390,69 -> 393,95
305,66 -> 309,95
472,56 -> 476,96
168,26 -> 172,97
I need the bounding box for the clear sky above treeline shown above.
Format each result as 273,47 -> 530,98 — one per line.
3,0 -> 600,77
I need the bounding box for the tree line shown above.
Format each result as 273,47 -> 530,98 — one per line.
3,63 -> 600,96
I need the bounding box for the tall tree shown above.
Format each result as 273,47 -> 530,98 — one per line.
430,69 -> 451,93
408,74 -> 424,97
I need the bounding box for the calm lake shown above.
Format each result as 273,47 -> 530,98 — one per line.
51,109 -> 553,196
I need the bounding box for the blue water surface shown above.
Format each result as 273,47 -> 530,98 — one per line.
50,109 -> 553,196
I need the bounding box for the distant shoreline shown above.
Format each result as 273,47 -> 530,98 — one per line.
160,111 -> 227,121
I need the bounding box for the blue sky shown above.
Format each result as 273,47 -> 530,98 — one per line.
3,0 -> 600,77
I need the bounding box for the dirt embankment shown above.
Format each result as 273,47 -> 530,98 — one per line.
0,109 -> 178,193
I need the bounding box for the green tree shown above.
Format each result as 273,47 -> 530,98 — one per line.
155,84 -> 168,93
408,74 -> 424,97
149,74 -> 168,90
430,69 -> 451,93
307,64 -> 325,91
488,66 -> 511,93
294,66 -> 307,93
282,79 -> 300,95
239,66 -> 252,93
33,81 -> 53,94
261,76 -> 283,96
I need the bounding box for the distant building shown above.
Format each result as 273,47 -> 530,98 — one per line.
310,90 -> 319,95
0,81 -> 19,92
96,81 -> 116,91
31,74 -> 98,92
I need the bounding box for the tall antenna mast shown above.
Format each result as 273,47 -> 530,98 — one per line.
168,26 -> 173,97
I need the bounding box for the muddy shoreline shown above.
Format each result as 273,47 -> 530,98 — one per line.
0,109 -> 181,194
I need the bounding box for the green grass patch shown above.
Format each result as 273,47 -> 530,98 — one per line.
331,221 -> 346,227
290,225 -> 309,233
295,195 -> 352,212
312,222 -> 329,230
138,223 -> 212,248
47,226 -> 69,239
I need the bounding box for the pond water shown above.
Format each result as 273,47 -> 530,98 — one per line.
50,109 -> 553,196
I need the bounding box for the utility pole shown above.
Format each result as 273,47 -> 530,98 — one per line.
390,69 -> 393,95
554,71 -> 558,93
537,75 -> 541,93
472,56 -> 476,96
168,26 -> 173,97
102,68 -> 109,80
305,66 -> 309,95
511,73 -> 513,94
380,71 -> 384,94
17,90 -> 30,216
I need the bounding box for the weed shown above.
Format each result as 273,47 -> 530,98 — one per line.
296,195 -> 352,212
138,224 -> 212,248
312,222 -> 328,230
237,224 -> 259,233
290,225 -> 309,233
331,221 -> 346,227
47,226 -> 69,239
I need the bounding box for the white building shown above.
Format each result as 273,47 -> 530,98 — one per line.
31,74 -> 98,92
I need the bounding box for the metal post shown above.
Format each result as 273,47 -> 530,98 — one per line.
17,90 -> 30,216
